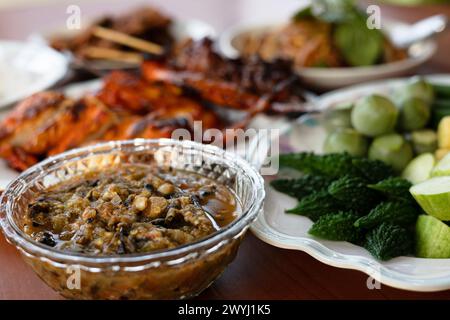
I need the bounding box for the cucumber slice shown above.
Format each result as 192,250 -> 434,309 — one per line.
416,215 -> 450,258
410,176 -> 450,220
431,152 -> 450,177
402,153 -> 435,184
438,116 -> 450,148
436,148 -> 450,161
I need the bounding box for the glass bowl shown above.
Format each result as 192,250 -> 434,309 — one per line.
0,139 -> 264,299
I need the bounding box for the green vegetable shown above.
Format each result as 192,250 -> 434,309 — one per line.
292,0 -> 358,22
322,104 -> 353,133
364,223 -> 413,260
368,177 -> 413,200
292,6 -> 314,21
350,158 -> 395,183
368,134 -> 413,172
286,190 -> 342,221
416,215 -> 450,259
410,176 -> 450,221
323,128 -> 368,157
402,153 -> 435,184
432,84 -> 450,99
396,77 -> 435,103
354,201 -> 419,229
328,175 -> 379,212
309,211 -> 362,243
334,14 -> 383,66
270,175 -> 333,199
351,95 -> 398,137
431,152 -> 450,177
411,130 -> 438,154
279,152 -> 395,182
279,152 -> 356,178
398,97 -> 431,131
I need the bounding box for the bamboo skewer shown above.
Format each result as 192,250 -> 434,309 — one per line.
92,26 -> 164,55
81,46 -> 143,64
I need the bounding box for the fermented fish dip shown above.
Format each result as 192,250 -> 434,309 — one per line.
23,164 -> 239,255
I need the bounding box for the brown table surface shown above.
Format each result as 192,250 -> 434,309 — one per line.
1,0 -> 450,300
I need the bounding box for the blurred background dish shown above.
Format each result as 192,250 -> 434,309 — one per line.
0,40 -> 67,108
219,11 -> 443,90
38,6 -> 216,73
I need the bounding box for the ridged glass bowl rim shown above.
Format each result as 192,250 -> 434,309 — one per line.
0,138 -> 265,266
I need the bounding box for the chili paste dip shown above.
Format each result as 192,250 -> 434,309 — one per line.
23,164 -> 240,255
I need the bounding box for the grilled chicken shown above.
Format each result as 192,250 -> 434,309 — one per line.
142,38 -> 305,113
0,72 -> 221,171
0,39 -> 305,172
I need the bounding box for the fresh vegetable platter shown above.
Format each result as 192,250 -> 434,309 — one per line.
251,74 -> 450,292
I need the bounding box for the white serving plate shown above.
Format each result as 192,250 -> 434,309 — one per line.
251,74 -> 450,292
218,20 -> 437,90
0,40 -> 68,109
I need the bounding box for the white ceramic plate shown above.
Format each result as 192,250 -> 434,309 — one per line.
218,20 -> 437,90
251,74 -> 450,292
0,40 -> 68,109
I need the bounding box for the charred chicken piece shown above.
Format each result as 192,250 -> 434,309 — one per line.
142,38 -> 305,113
0,92 -> 119,169
96,71 -> 220,129
47,96 -> 119,156
0,92 -> 74,170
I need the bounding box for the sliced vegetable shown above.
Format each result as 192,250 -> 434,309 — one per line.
416,215 -> 450,259
438,116 -> 450,149
410,176 -> 450,221
402,153 -> 435,184
309,211 -> 362,243
435,148 -> 450,161
431,152 -> 450,177
364,223 -> 413,260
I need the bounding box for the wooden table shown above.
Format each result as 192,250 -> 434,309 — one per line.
1,0 -> 450,300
